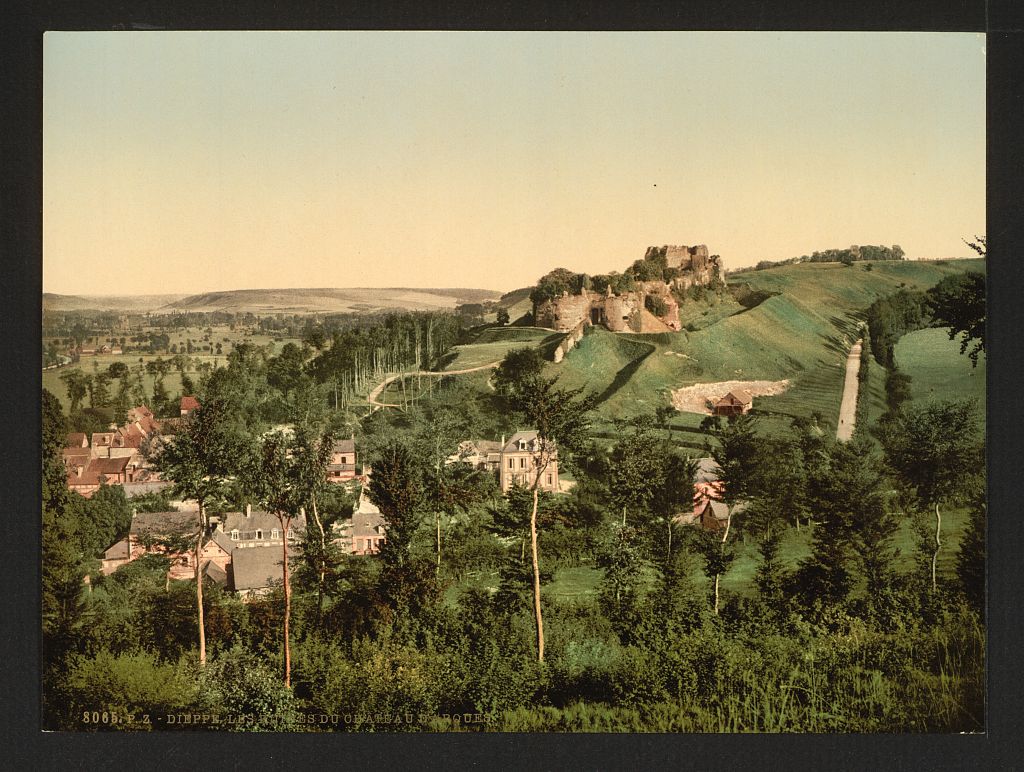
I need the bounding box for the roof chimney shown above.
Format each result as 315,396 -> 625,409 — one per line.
245,503 -> 252,518
501,434 -> 505,448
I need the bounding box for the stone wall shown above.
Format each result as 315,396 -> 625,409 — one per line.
534,291 -> 594,331
534,243 -> 720,335
552,318 -> 589,363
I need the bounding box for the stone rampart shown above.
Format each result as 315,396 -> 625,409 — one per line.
551,317 -> 589,363
534,244 -> 719,336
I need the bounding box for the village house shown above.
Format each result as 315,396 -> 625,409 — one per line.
327,438 -> 358,483
209,504 -> 306,552
180,395 -> 200,417
447,438 -> 503,474
100,504 -> 305,598
63,406 -> 165,498
499,431 -> 560,493
66,456 -> 133,498
99,509 -> 228,580
712,390 -> 753,416
332,489 -> 387,555
65,432 -> 88,449
230,546 -> 289,599
674,456 -> 748,532
693,457 -> 725,506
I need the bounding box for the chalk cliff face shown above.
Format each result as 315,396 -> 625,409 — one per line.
533,244 -> 720,334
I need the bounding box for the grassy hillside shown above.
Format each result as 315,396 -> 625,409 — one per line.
367,258 -> 984,450
894,327 -> 986,428
43,293 -> 189,312
543,258 -> 984,440
439,327 -> 562,370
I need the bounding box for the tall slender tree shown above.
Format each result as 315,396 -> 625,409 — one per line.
154,400 -> 248,666
245,428 -> 331,687
494,349 -> 594,661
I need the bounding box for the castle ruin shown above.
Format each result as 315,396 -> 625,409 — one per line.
533,245 -> 722,335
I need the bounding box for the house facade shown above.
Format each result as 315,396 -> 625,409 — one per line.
333,490 -> 386,555
327,438 -> 358,483
499,431 -> 560,493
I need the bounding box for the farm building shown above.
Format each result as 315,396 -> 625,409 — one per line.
712,390 -> 753,416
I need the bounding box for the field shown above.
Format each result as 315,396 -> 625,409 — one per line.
894,327 -> 986,428
439,327 -> 562,371
442,501 -> 971,607
43,324 -> 303,411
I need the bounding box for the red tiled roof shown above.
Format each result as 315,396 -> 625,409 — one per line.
180,396 -> 200,411
65,432 -> 88,448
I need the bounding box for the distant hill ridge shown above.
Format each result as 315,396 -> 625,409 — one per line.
45,287 -> 502,314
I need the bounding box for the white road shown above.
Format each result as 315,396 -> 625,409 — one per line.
836,338 -> 863,442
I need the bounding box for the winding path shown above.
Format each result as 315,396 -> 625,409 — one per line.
836,338 -> 863,441
367,361 -> 502,410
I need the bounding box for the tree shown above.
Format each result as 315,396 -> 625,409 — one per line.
413,406 -> 480,577
496,308 -> 511,326
107,361 -> 129,380
742,435 -> 807,607
153,400 -> 250,666
956,495 -> 985,617
650,451 -> 698,566
609,417 -> 665,527
42,390 -> 86,653
494,350 -> 595,661
791,437 -> 894,619
700,414 -> 761,611
367,439 -> 437,628
245,429 -> 332,687
597,524 -> 647,642
877,400 -> 982,591
926,272 -> 986,366
59,368 -> 90,413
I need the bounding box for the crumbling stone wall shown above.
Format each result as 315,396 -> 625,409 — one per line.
534,243 -> 720,334
534,291 -> 594,331
552,317 -> 589,363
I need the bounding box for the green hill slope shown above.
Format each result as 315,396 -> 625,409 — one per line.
547,258 -> 984,438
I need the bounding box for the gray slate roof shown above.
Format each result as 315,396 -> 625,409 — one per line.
231,545 -> 287,591
220,508 -> 306,536
502,430 -> 554,454
694,457 -> 720,483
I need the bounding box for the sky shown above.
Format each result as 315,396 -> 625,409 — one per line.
43,32 -> 986,296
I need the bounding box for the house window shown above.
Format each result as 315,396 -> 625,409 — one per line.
230,530 -> 239,541
519,457 -> 525,468
341,456 -> 348,464
255,529 -> 263,540
271,528 -> 279,540
546,474 -> 553,486
508,458 -> 513,469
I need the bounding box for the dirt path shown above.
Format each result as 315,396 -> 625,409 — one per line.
836,339 -> 862,441
367,361 -> 502,410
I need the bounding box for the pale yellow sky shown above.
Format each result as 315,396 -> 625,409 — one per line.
44,32 -> 985,296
